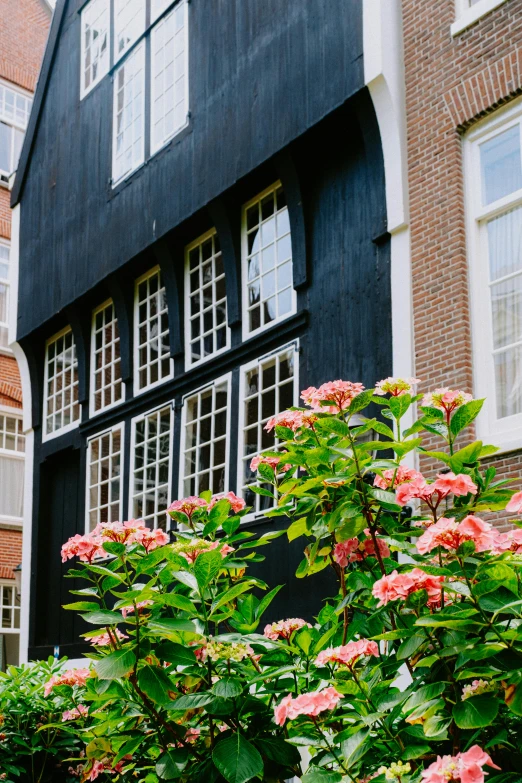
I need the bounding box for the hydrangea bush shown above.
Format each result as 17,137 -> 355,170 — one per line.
20,378 -> 522,781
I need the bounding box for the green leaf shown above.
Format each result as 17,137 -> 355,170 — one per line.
194,550 -> 223,589
349,389 -> 375,414
147,619 -> 197,637
453,694 -> 499,728
81,610 -> 124,625
63,601 -> 99,612
212,733 -> 264,783
159,593 -> 199,614
209,498 -> 233,525
449,441 -> 483,473
397,634 -> 425,661
302,769 -> 342,783
389,394 -> 412,420
317,417 -> 350,437
211,582 -> 257,614
287,517 -> 309,542
138,665 -> 175,705
403,683 -> 446,712
155,641 -> 197,667
102,541 -> 127,556
171,570 -> 199,591
254,738 -> 300,767
168,692 -> 214,711
95,648 -> 135,680
85,564 -> 125,581
212,677 -> 243,699
156,748 -> 189,780
450,399 -> 484,437
341,728 -> 370,768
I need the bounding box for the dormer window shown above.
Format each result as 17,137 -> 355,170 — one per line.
112,42 -> 145,185
80,0 -> 110,98
114,0 -> 146,62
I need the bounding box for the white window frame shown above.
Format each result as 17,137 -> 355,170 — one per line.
114,0 -> 146,63
241,181 -> 296,341
0,239 -> 10,353
134,265 -> 174,395
0,580 -> 20,633
0,78 -> 32,182
42,326 -> 81,442
112,42 -> 146,186
80,0 -> 110,99
178,373 -> 232,500
465,97 -> 522,453
451,0 -> 510,36
150,0 -> 189,156
129,402 -> 174,530
85,423 -> 125,533
90,299 -> 125,416
237,342 -> 299,522
184,228 -> 230,370
0,406 -> 24,526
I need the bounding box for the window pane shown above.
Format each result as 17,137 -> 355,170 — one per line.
491,275 -> 522,350
151,2 -> 188,152
135,269 -> 172,390
44,328 -> 80,436
182,379 -> 229,498
243,184 -> 294,333
0,455 -> 24,518
114,0 -> 146,60
113,44 -> 145,183
81,0 -> 110,95
132,406 -> 172,529
487,206 -> 522,282
86,425 -> 124,531
91,301 -> 123,413
480,125 -> 522,206
494,345 -> 522,419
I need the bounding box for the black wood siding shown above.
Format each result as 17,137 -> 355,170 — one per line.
17,0 -> 363,340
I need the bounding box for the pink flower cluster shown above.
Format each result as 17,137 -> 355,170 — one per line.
421,745 -> 499,783
416,516 -> 496,556
492,527 -> 522,554
263,618 -> 311,640
44,668 -> 91,697
264,410 -> 317,433
85,759 -> 128,781
374,377 -> 420,397
168,492 -> 246,519
250,454 -> 291,473
90,628 -> 128,647
171,538 -> 234,564
62,704 -> 88,722
422,388 -> 473,416
61,520 -> 169,563
374,465 -> 424,490
395,472 -> 477,508
333,533 -> 390,567
315,639 -> 379,668
373,568 -> 444,608
208,492 -> 246,513
506,490 -> 522,514
301,380 -> 365,413
274,687 -> 343,726
462,679 -> 497,701
121,600 -> 154,618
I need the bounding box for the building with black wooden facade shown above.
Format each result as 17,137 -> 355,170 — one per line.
10,0 -> 412,662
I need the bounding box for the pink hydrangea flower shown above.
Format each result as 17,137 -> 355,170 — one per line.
86,759 -> 128,781
91,519 -> 147,544
395,472 -> 477,509
62,704 -> 89,722
208,492 -> 246,513
61,533 -> 104,564
300,380 -> 365,413
433,472 -> 478,497
44,668 -> 91,697
274,687 -> 342,725
374,465 -> 424,490
134,526 -> 170,552
372,568 -> 444,608
264,410 -> 318,433
422,388 -> 473,416
263,618 -> 311,640
374,377 -> 420,396
416,515 -> 496,556
121,600 -> 154,618
333,534 -> 390,567
167,496 -> 208,519
462,679 -> 496,701
90,628 -> 128,647
421,745 -> 499,783
492,527 -> 522,554
250,454 -> 292,473
506,490 -> 522,514
315,639 -> 379,667
171,538 -> 234,563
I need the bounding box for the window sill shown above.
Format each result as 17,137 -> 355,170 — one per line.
0,519 -> 22,530
0,346 -> 14,357
451,0 -> 510,36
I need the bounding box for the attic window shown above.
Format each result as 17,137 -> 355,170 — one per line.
0,81 -> 32,182
114,0 -> 146,62
80,0 -> 110,98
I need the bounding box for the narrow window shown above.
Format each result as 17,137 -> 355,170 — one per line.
0,81 -> 32,183
151,0 -> 188,154
151,0 -> 175,22
112,43 -> 145,185
0,413 -> 24,522
185,230 -> 229,368
44,327 -> 80,439
0,582 -> 19,631
0,242 -> 9,348
135,267 -> 172,392
180,376 -> 230,498
86,424 -> 124,532
238,344 -> 298,515
80,0 -> 109,97
130,404 -> 172,530
91,300 -> 123,415
114,0 -> 146,62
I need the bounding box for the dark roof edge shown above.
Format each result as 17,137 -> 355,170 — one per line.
11,0 -> 67,207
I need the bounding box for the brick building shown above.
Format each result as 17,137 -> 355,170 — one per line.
402,0 -> 522,528
0,0 -> 50,664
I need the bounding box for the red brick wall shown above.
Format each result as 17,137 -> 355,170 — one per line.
0,529 -> 22,578
402,0 -> 522,529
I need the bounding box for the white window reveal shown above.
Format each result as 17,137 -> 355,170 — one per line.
44,327 -> 80,439
135,267 -> 172,392
114,0 -> 146,62
0,243 -> 9,348
466,101 -> 522,451
80,0 -> 110,97
91,300 -> 124,415
0,582 -> 19,632
180,376 -> 230,498
86,424 -> 124,532
185,230 -> 229,368
130,404 -> 173,530
0,413 -> 24,523
238,344 -> 298,516
242,183 -> 295,337
0,81 -> 32,183
151,0 -> 188,153
113,43 -> 145,185
452,0 -> 510,35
